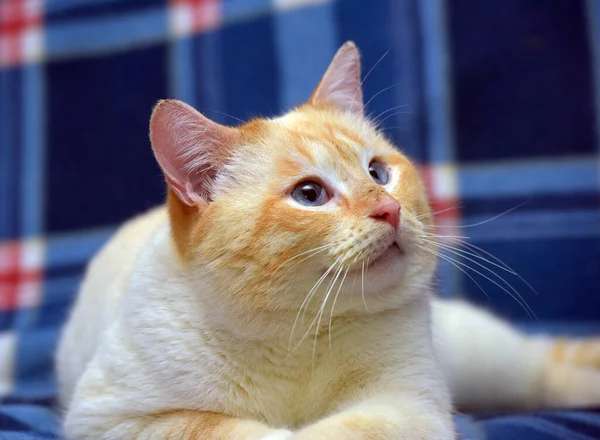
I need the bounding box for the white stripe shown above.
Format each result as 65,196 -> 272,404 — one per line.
0,332 -> 16,398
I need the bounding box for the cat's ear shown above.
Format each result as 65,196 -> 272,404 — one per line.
150,99 -> 241,207
309,41 -> 363,115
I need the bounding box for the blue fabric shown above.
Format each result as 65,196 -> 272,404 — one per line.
1,0 -> 600,438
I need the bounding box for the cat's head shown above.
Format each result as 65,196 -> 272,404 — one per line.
150,42 -> 436,325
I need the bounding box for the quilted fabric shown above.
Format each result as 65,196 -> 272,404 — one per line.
1,0 -> 599,439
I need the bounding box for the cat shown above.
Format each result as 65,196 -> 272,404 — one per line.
56,42 -> 600,440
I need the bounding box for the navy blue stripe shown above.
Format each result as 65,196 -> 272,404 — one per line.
46,0 -> 165,22
220,14 -> 280,119
44,264 -> 86,280
0,69 -> 23,240
461,193 -> 600,217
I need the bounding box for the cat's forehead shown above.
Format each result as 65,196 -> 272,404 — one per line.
268,109 -> 389,167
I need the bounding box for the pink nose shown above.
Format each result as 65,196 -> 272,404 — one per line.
370,199 -> 401,230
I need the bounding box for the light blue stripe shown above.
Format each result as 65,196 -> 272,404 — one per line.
45,274 -> 84,305
418,0 -> 455,163
223,0 -> 272,24
274,3 -> 337,111
462,210 -> 600,242
586,0 -> 600,153
19,65 -> 44,237
170,37 -> 196,105
197,32 -> 229,123
46,227 -> 115,269
436,259 -> 460,298
0,405 -> 61,435
46,7 -> 167,59
459,157 -> 598,198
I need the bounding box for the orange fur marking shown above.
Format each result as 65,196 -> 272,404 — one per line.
144,410 -> 278,440
551,338 -> 600,367
167,188 -> 201,260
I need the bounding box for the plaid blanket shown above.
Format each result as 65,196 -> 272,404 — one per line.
1,0 -> 599,438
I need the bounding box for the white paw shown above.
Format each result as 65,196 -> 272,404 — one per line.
260,429 -> 294,440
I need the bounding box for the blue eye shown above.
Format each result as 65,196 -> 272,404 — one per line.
368,161 -> 389,185
291,181 -> 330,206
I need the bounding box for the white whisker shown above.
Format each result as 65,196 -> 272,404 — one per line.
361,262 -> 368,312
424,202 -> 528,229
421,242 -> 536,319
328,266 -> 350,350
288,256 -> 341,352
418,244 -> 490,300
312,262 -> 345,365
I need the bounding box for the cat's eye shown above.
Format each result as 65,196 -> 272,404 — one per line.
291,181 -> 330,207
368,160 -> 389,185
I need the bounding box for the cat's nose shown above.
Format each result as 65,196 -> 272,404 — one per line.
370,198 -> 401,230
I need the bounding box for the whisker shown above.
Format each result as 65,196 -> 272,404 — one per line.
203,109 -> 245,123
423,238 -> 518,277
358,48 -> 391,91
425,233 -> 471,241
424,202 -> 528,229
371,104 -> 410,125
423,243 -> 536,319
266,244 -> 339,296
363,258 -> 372,312
279,243 -> 340,267
291,257 -> 345,354
328,266 -> 350,350
418,244 -> 490,300
288,256 -> 340,352
459,241 -> 540,297
364,83 -> 400,110
350,265 -> 359,305
417,202 -> 463,220
374,110 -> 413,127
312,262 -> 345,365
361,262 -> 368,312
424,233 -> 539,297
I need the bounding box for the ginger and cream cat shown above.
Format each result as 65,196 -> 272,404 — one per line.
56,42 -> 600,440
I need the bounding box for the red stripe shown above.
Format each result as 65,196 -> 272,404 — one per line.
0,0 -> 43,66
0,241 -> 42,311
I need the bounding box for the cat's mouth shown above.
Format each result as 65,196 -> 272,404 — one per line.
322,240 -> 404,276
366,241 -> 404,268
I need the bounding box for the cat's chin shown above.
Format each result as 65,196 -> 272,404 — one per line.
365,241 -> 404,273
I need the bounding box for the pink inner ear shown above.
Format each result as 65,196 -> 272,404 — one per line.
310,42 -> 364,115
149,100 -> 240,206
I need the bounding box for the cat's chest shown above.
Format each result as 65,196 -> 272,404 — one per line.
220,358 -> 356,428
200,343 -> 373,429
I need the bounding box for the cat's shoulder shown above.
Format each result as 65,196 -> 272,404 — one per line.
87,205 -> 168,272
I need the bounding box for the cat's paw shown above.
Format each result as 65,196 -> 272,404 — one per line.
291,416 -> 454,440
551,338 -> 600,368
260,429 -> 294,440
543,337 -> 600,407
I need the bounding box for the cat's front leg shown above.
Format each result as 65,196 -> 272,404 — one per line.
65,408 -> 293,440
292,394 -> 455,440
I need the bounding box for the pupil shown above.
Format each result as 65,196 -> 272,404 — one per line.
370,168 -> 379,179
303,186 -> 318,202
